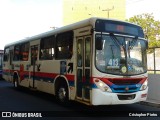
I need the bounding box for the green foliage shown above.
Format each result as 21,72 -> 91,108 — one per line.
127,13 -> 160,48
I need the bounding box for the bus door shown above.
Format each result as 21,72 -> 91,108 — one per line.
30,45 -> 38,88
76,36 -> 92,101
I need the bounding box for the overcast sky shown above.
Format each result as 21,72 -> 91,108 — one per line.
126,0 -> 160,20
0,0 -> 160,49
0,0 -> 62,49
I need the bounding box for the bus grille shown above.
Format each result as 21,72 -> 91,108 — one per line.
117,94 -> 136,100
106,78 -> 145,93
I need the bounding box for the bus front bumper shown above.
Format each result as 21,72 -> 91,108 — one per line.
91,88 -> 148,105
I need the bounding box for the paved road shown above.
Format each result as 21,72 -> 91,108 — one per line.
0,80 -> 159,120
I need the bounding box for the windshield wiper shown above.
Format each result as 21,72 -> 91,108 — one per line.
109,33 -> 128,72
109,33 -> 125,50
110,45 -> 115,60
129,36 -> 138,50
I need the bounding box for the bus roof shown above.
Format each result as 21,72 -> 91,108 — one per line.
4,17 -> 141,48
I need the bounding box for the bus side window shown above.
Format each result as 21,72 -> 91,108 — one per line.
21,42 -> 29,61
32,49 -> 38,60
56,31 -> 73,59
40,35 -> 55,60
3,48 -> 9,62
13,45 -> 20,61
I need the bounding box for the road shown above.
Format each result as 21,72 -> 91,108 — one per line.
0,79 -> 159,120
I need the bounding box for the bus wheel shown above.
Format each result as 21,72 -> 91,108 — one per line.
56,83 -> 69,105
13,76 -> 19,88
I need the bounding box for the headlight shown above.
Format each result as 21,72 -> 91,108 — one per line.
140,79 -> 148,90
94,79 -> 112,92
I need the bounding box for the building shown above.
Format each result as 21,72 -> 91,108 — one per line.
63,0 -> 126,25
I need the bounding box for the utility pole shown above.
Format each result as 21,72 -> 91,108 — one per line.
102,6 -> 114,18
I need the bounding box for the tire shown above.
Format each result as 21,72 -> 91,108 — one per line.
13,76 -> 19,89
56,83 -> 69,105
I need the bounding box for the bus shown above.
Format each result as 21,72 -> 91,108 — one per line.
3,17 -> 148,105
0,50 -> 4,78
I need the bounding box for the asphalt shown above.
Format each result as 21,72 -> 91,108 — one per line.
141,98 -> 160,108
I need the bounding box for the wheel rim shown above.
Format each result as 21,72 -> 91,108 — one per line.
58,87 -> 66,102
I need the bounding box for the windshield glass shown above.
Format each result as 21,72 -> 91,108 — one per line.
95,34 -> 147,75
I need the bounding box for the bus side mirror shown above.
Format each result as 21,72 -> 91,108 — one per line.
96,37 -> 103,50
146,41 -> 148,49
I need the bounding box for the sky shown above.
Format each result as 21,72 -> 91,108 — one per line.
0,0 -> 62,49
126,0 -> 160,20
0,0 -> 160,49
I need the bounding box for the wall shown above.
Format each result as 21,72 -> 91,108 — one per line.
63,0 -> 126,25
147,74 -> 160,102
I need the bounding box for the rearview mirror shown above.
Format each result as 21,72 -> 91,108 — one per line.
146,41 -> 148,49
96,37 -> 103,50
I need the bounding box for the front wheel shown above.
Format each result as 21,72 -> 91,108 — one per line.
56,84 -> 69,105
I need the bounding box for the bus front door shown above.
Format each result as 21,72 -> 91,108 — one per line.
76,36 -> 92,101
30,45 -> 38,88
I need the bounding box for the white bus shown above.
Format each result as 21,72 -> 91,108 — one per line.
0,50 -> 3,78
3,17 -> 148,105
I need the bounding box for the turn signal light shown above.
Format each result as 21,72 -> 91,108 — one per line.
141,94 -> 147,98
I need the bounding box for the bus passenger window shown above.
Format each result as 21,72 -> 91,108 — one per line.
56,31 -> 73,59
3,48 -> 9,62
21,42 -> 29,61
31,46 -> 38,65
32,49 -> 38,60
40,35 -> 55,60
13,45 -> 20,61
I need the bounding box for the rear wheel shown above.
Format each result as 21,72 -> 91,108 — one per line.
13,75 -> 19,88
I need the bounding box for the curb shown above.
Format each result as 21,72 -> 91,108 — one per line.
140,101 -> 160,108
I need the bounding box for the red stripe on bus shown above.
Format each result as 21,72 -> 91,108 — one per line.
3,69 -> 75,81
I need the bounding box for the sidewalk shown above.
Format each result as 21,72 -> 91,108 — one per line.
140,98 -> 160,108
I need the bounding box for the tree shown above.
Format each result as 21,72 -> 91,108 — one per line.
127,13 -> 160,48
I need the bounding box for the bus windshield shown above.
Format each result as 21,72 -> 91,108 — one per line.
95,34 -> 147,75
